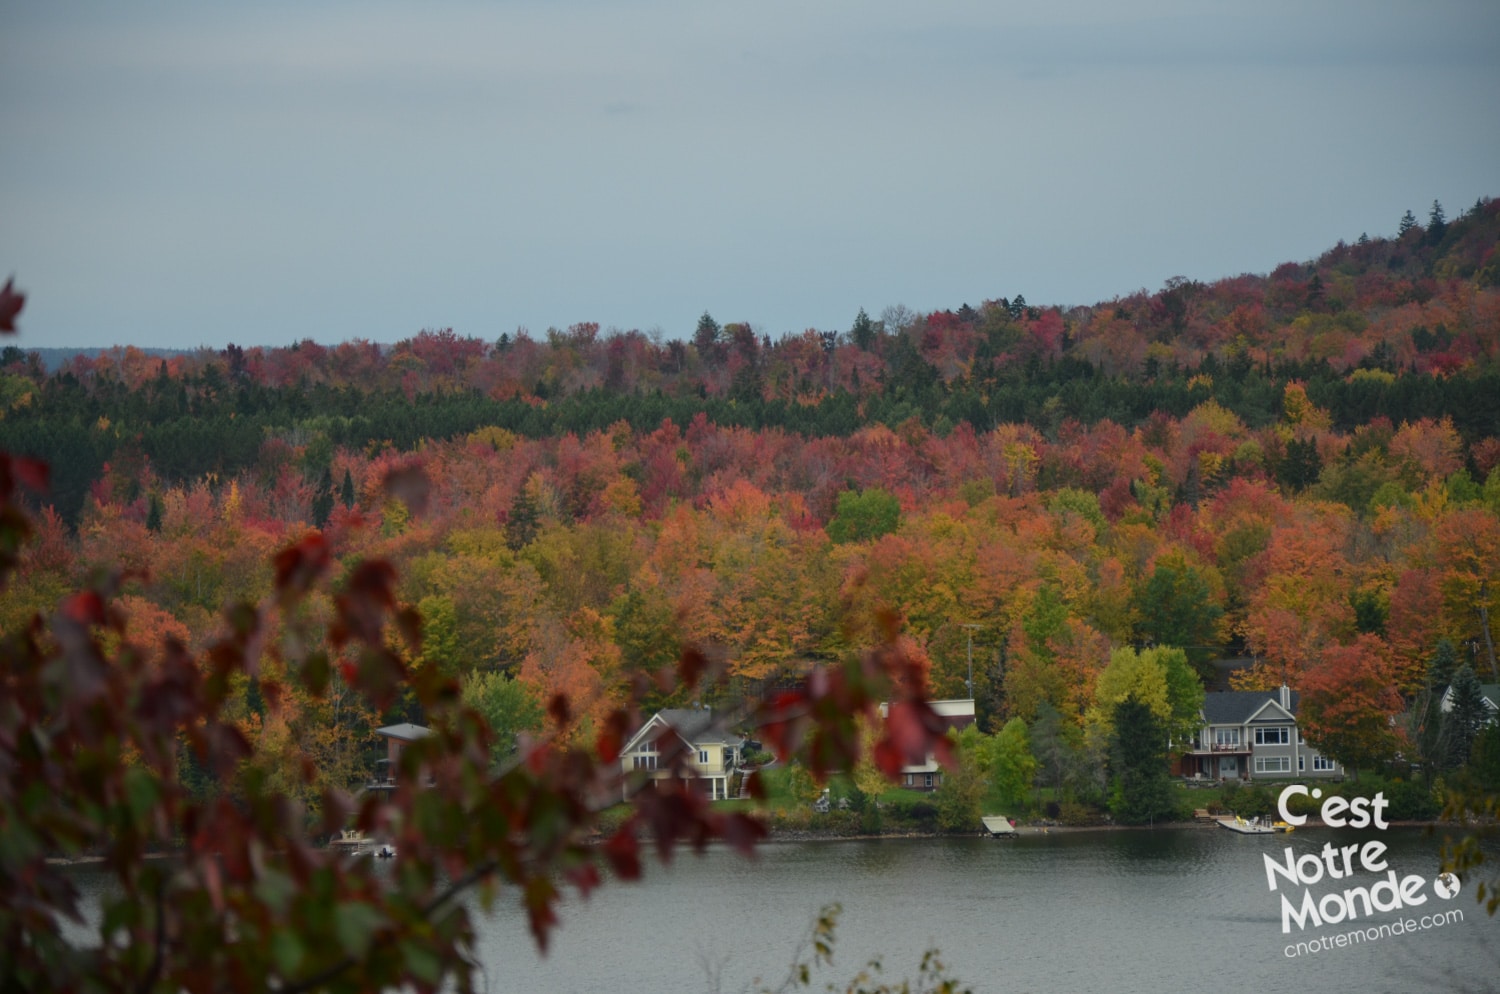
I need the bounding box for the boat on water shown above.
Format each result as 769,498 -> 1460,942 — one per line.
1216,815 -> 1292,835
981,815 -> 1019,837
329,829 -> 398,858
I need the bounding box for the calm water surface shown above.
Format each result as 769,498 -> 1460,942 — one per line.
61,827 -> 1498,993
470,827 -> 1498,994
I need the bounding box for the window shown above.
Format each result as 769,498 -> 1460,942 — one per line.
1255,727 -> 1290,745
1214,728 -> 1240,747
924,774 -> 934,788
633,754 -> 657,770
1312,755 -> 1337,772
698,749 -> 710,765
1255,756 -> 1291,774
1298,755 -> 1305,771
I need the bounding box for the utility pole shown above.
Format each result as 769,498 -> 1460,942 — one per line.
960,624 -> 985,700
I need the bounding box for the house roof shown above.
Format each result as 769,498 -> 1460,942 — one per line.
375,722 -> 431,742
1440,683 -> 1500,711
1201,691 -> 1300,725
624,708 -> 742,753
877,698 -> 977,732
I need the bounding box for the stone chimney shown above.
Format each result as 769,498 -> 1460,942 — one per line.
1279,684 -> 1291,710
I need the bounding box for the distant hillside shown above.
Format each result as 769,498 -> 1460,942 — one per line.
0,197 -> 1495,529
7,346 -> 189,374
1,200 -> 1497,745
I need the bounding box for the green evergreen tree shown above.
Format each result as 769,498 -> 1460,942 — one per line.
1444,664 -> 1490,768
1411,642 -> 1457,779
1108,696 -> 1175,825
312,468 -> 335,529
1428,199 -> 1448,244
1276,437 -> 1322,492
145,493 -> 164,533
506,485 -> 542,551
850,308 -> 878,351
1029,701 -> 1073,797
340,468 -> 356,509
1431,639 -> 1460,689
693,312 -> 721,365
1398,209 -> 1418,236
1469,722 -> 1500,791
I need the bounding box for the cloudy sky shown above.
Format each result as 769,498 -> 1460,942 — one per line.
2,1 -> 1496,350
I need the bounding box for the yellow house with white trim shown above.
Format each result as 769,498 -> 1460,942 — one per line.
620,708 -> 743,801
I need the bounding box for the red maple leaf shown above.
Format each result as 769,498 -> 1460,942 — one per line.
0,277 -> 23,333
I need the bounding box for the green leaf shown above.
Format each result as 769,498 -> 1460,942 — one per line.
123,768 -> 159,826
271,930 -> 305,975
333,902 -> 385,959
400,939 -> 443,985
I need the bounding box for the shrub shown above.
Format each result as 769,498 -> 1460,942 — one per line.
1376,778 -> 1439,820
1237,786 -> 1273,818
1220,779 -> 1241,810
1058,801 -> 1104,826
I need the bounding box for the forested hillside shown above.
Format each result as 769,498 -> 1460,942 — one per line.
2,200 -> 1498,806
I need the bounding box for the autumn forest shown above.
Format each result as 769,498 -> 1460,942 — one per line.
3,199 -> 1499,809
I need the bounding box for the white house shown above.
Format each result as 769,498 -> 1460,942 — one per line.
877,698 -> 976,791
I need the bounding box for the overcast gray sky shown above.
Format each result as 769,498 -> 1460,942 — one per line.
2,1 -> 1496,349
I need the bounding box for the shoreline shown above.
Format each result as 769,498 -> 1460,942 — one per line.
45,819 -> 1471,864
761,817 -> 1465,843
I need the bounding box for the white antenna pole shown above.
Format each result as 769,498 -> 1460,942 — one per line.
960,623 -> 985,699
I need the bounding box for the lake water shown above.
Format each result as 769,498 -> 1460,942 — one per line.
469,826 -> 1499,994
59,826 -> 1499,993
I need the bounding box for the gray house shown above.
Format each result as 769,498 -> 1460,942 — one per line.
1178,686 -> 1343,781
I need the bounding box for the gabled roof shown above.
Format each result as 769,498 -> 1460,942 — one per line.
622,708 -> 742,754
1201,691 -> 1301,726
1245,698 -> 1296,724
375,723 -> 431,742
1440,683 -> 1500,712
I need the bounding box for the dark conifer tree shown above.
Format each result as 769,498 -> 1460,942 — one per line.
1444,664 -> 1490,768
850,308 -> 878,351
312,468 -> 335,529
1109,696 -> 1175,825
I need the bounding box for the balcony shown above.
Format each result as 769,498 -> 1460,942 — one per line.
1187,742 -> 1251,754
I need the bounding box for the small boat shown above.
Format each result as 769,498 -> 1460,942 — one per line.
981,815 -> 1018,837
1216,815 -> 1291,835
330,829 -> 398,858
